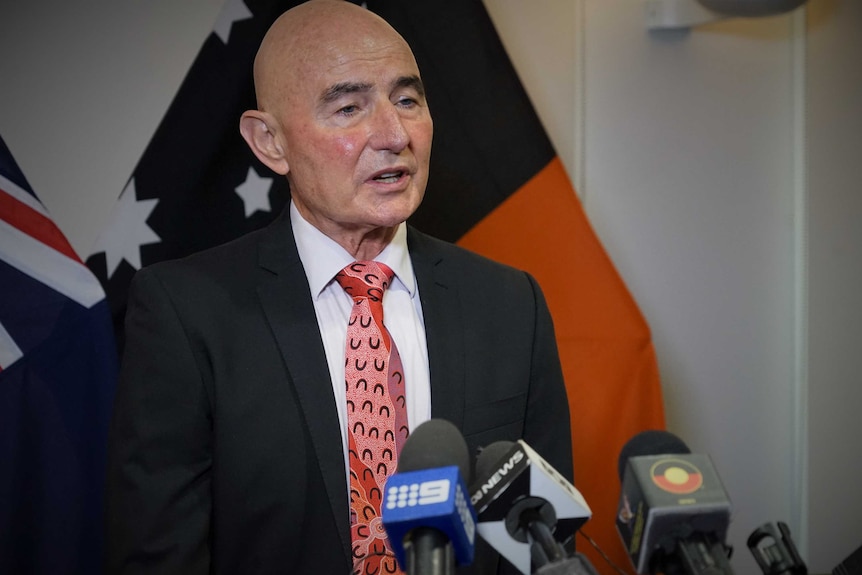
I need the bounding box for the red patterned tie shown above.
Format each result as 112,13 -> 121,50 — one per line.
335,261 -> 409,575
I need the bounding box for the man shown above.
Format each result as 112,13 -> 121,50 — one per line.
105,1 -> 572,574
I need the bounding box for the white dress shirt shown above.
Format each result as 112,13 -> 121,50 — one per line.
289,202 -> 432,488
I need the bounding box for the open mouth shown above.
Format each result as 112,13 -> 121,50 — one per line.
372,171 -> 405,184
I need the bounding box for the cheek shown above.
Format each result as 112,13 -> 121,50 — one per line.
329,134 -> 361,161
411,122 -> 434,158
292,126 -> 360,164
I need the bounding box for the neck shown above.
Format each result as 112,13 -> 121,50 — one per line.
290,200 -> 402,260
337,225 -> 398,260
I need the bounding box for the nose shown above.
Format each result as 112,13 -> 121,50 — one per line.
368,103 -> 410,153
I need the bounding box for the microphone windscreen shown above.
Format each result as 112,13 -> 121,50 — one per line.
474,441 -> 516,483
617,430 -> 691,480
397,419 -> 471,482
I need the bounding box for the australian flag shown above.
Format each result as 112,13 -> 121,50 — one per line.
0,134 -> 118,574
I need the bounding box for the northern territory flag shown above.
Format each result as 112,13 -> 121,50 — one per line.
368,2 -> 667,571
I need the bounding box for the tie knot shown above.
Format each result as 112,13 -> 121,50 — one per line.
335,261 -> 395,303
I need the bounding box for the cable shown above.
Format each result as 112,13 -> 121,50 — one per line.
577,529 -> 634,575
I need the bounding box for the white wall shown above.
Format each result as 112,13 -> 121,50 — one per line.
0,0 -> 224,256
586,7 -> 800,573
805,0 -> 862,567
489,2 -> 797,572
2,0 -> 860,572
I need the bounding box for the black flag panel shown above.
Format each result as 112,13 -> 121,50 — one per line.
87,0 -> 304,342
365,1 -> 556,241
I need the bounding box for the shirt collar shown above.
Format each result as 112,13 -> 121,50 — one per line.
290,201 -> 417,299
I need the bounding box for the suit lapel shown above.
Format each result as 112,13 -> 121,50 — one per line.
408,227 -> 467,431
255,213 -> 352,563
250,219 -> 466,565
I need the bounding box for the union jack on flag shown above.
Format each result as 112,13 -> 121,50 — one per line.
0,134 -> 117,574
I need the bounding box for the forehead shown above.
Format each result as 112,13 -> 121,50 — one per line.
300,34 -> 420,94
256,5 -> 423,113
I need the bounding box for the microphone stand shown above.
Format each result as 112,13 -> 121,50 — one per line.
527,521 -> 599,575
747,522 -> 807,575
404,527 -> 455,575
677,536 -> 735,575
658,533 -> 735,575
534,553 -> 600,575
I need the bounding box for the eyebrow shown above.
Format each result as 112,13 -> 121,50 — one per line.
320,82 -> 373,105
393,75 -> 426,98
318,75 -> 426,106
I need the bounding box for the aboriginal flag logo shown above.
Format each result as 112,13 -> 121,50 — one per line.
649,458 -> 703,494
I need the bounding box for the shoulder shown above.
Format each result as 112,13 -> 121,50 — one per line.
126,223 -> 297,331
408,226 -> 528,274
407,226 -> 540,292
134,214 -> 290,293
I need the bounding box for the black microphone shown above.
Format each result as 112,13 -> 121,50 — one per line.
470,440 -> 592,574
381,419 -> 477,575
615,430 -> 735,575
833,542 -> 862,575
747,522 -> 807,575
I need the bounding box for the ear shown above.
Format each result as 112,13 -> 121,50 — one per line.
239,110 -> 289,175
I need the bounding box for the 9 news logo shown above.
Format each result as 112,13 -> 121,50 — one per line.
384,478 -> 475,542
385,479 -> 451,509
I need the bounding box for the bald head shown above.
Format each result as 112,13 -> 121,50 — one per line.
253,0 -> 416,113
239,0 -> 433,259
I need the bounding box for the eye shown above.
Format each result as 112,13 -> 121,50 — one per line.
337,104 -> 359,116
395,96 -> 417,108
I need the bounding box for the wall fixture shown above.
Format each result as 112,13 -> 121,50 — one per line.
645,0 -> 807,30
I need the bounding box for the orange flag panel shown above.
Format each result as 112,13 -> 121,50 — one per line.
458,157 -> 665,573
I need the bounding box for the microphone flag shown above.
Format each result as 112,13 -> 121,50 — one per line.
616,453 -> 731,574
471,440 -> 591,574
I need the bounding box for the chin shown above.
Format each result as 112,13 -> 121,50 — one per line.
370,213 -> 413,230
371,196 -> 423,226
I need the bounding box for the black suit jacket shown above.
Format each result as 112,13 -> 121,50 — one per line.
105,210 -> 572,574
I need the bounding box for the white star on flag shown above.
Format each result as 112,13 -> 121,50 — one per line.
235,166 -> 273,218
91,178 -> 160,278
213,0 -> 253,44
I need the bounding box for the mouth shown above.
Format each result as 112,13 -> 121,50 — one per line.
369,169 -> 408,184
